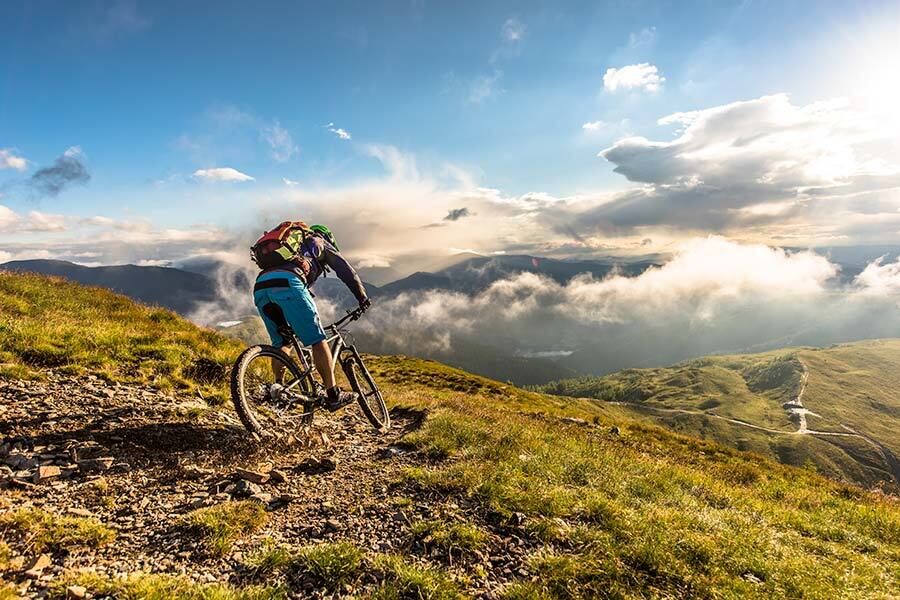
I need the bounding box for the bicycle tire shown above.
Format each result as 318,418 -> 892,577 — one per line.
341,349 -> 390,432
231,345 -> 310,436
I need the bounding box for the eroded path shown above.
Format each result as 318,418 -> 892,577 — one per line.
0,374 -> 450,597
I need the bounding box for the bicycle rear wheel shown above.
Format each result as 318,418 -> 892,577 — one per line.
341,349 -> 390,432
231,345 -> 313,437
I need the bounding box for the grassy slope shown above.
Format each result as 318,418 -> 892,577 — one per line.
536,343 -> 900,491
0,270 -> 243,402
1,272 -> 899,598
799,340 -> 900,455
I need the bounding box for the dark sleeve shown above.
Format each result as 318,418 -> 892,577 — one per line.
317,241 -> 368,304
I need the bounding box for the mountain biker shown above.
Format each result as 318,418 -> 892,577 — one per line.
251,222 -> 370,411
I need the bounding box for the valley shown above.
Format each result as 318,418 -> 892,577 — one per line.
537,341 -> 900,491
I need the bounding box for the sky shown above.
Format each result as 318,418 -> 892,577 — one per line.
2,0 -> 900,270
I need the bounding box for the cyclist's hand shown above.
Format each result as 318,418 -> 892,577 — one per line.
359,297 -> 372,313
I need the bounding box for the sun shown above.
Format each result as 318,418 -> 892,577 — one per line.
840,13 -> 900,132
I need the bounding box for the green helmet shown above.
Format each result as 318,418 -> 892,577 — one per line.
310,224 -> 339,250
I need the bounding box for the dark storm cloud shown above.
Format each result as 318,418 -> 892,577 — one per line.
444,207 -> 471,221
29,148 -> 91,197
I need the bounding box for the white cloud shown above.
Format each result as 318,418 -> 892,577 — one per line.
0,149 -> 28,171
0,206 -> 68,233
584,93 -> 900,236
282,177 -> 300,187
135,259 -> 172,267
603,63 -> 665,93
193,167 -> 255,182
582,121 -> 605,131
469,72 -> 502,103
855,256 -> 900,296
0,205 -> 18,230
502,18 -> 525,42
260,120 -> 298,162
326,123 -> 352,140
25,211 -> 67,232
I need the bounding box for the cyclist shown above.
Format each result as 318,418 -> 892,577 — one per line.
250,222 -> 370,411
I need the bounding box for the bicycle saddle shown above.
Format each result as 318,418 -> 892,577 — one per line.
261,302 -> 295,339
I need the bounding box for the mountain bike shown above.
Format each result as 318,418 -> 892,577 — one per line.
230,306 -> 390,437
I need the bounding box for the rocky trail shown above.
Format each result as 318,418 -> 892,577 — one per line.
0,374 -> 534,598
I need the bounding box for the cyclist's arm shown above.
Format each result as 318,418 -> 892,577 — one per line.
318,242 -> 368,305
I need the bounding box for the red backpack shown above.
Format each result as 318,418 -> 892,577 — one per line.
250,221 -> 313,269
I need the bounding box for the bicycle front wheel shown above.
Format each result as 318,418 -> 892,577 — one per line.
341,349 -> 390,432
231,345 -> 313,437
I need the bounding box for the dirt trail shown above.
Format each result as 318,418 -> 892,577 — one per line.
0,373 -> 535,598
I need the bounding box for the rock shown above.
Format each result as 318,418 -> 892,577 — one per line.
183,465 -> 214,480
295,456 -> 338,474
78,457 -> 114,473
33,465 -> 61,483
4,453 -> 36,470
249,492 -> 273,505
25,554 -> 52,578
67,507 -> 94,517
269,494 -> 295,509
230,479 -> 262,498
66,584 -> 87,598
269,469 -> 288,484
234,468 -> 269,484
324,518 -> 343,532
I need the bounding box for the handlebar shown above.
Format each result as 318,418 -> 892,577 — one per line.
328,306 -> 366,330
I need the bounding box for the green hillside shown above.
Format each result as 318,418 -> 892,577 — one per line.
536,342 -> 900,491
0,271 -> 243,402
1,272 -> 898,598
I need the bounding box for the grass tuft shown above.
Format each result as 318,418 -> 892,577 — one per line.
372,554 -> 465,600
0,507 -> 115,553
291,541 -> 365,590
50,571 -> 284,600
181,501 -> 268,557
410,520 -> 487,555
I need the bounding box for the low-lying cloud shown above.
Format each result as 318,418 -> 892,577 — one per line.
340,237 -> 900,375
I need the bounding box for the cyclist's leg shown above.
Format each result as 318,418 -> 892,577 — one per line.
310,340 -> 337,389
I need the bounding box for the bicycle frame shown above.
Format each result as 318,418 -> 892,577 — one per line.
276,309 -> 362,395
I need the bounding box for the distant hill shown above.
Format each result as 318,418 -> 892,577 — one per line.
0,259 -> 216,315
536,339 -> 900,491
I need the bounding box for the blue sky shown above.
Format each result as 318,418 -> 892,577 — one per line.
1,0 -> 899,267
